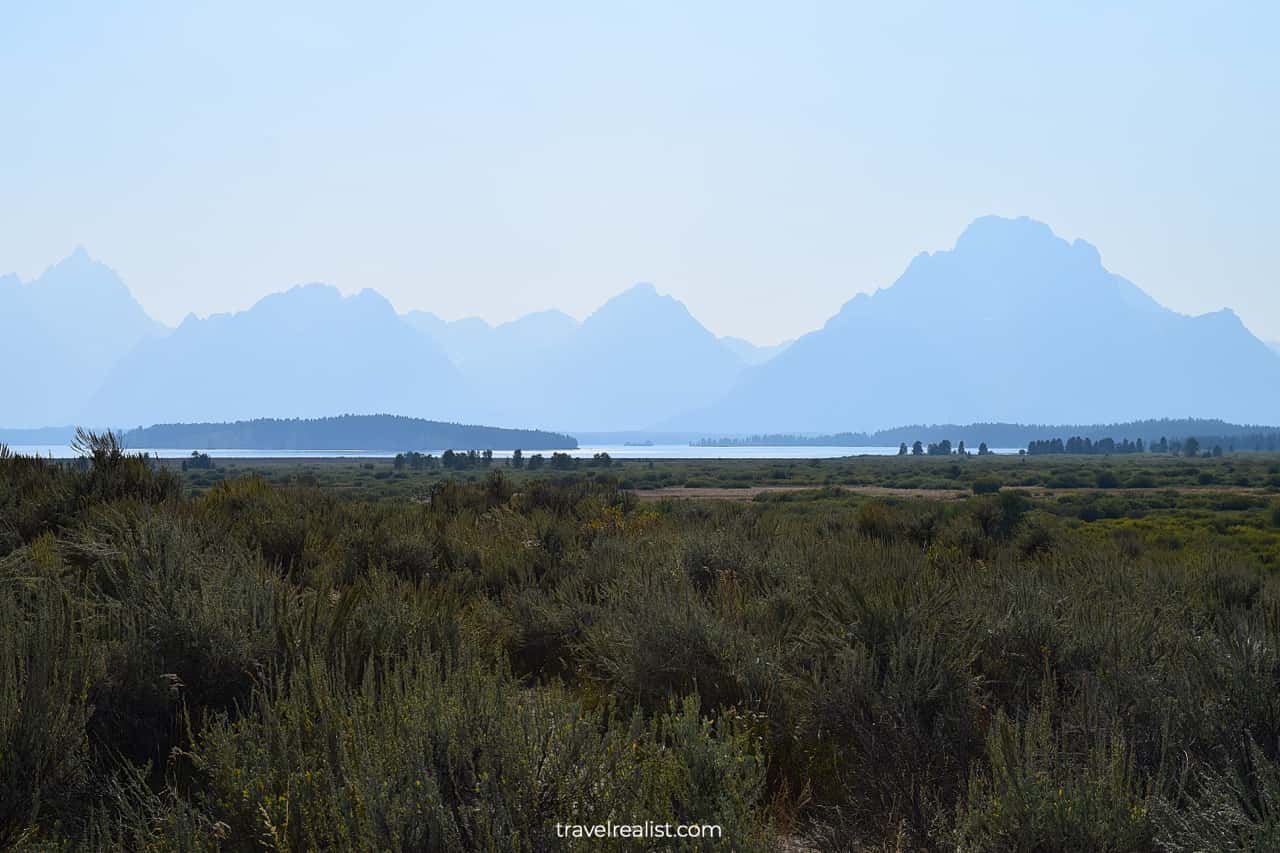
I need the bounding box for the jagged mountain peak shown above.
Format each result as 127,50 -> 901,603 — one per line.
954,214 -> 1058,248
673,216 -> 1280,432
6,222 -> 1277,434
620,281 -> 658,297
65,244 -> 92,264
258,281 -> 342,304
830,215 -> 1165,324
83,278 -> 465,425
586,282 -> 699,330
32,245 -> 137,299
946,216 -> 1107,280
240,283 -> 400,324
1,247 -> 164,427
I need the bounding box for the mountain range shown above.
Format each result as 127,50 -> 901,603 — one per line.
1,249 -> 164,427
4,216 -> 1278,432
84,284 -> 468,428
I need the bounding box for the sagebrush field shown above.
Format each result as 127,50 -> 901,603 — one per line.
5,438 -> 1280,850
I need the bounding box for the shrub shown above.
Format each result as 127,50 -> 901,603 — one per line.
1045,471 -> 1089,489
186,652 -> 770,852
855,502 -> 896,541
1096,470 -> 1121,489
0,582 -> 98,845
70,429 -> 182,505
1014,512 -> 1057,557
576,565 -> 768,715
795,631 -> 981,842
972,477 -> 1001,495
952,701 -> 1154,851
1154,738 -> 1280,852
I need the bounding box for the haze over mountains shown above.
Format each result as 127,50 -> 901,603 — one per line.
1,249 -> 164,427
673,216 -> 1280,431
5,216 -> 1279,433
86,285 -> 468,428
403,287 -> 754,430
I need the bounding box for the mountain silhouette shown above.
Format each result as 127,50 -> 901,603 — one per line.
402,308 -> 579,375
85,284 -> 467,426
402,285 -> 748,431
484,283 -> 747,431
1,249 -> 165,427
671,216 -> 1280,431
7,218 -> 1279,434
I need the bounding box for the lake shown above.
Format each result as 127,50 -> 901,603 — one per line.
7,444 -> 1021,460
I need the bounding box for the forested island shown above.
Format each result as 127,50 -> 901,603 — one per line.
122,415 -> 578,451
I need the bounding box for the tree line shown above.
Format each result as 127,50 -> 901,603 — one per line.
895,440 -> 998,456
394,450 -> 614,471
1026,436 -> 1230,457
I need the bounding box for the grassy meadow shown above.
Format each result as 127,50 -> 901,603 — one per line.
4,437 -> 1280,850
177,450 -> 1280,498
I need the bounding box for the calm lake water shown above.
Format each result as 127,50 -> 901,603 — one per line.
8,444 -> 1020,460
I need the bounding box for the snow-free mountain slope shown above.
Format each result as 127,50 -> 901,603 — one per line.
504,283 -> 747,431
9,219 -> 1279,434
85,284 -> 467,426
1,249 -> 165,427
672,216 -> 1280,431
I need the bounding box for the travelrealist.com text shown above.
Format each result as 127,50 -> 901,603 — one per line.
555,821 -> 723,840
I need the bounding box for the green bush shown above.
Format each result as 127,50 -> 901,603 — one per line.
1154,738 -> 1280,852
7,447 -> 1280,848
1096,470 -> 1121,489
0,580 -> 98,845
952,700 -> 1154,851
187,653 -> 769,852
972,477 -> 1001,495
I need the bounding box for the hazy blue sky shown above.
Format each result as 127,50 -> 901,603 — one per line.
2,2 -> 1277,344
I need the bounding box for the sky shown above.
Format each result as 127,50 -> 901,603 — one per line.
2,1 -> 1277,345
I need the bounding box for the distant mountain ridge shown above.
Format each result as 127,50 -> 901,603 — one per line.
402,308 -> 579,372
404,283 -> 751,431
85,283 -> 467,426
6,218 -> 1280,433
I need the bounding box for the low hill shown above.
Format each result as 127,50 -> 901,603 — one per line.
695,419 -> 1280,449
123,415 -> 578,451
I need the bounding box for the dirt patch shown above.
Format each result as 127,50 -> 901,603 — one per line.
632,485 -> 968,502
